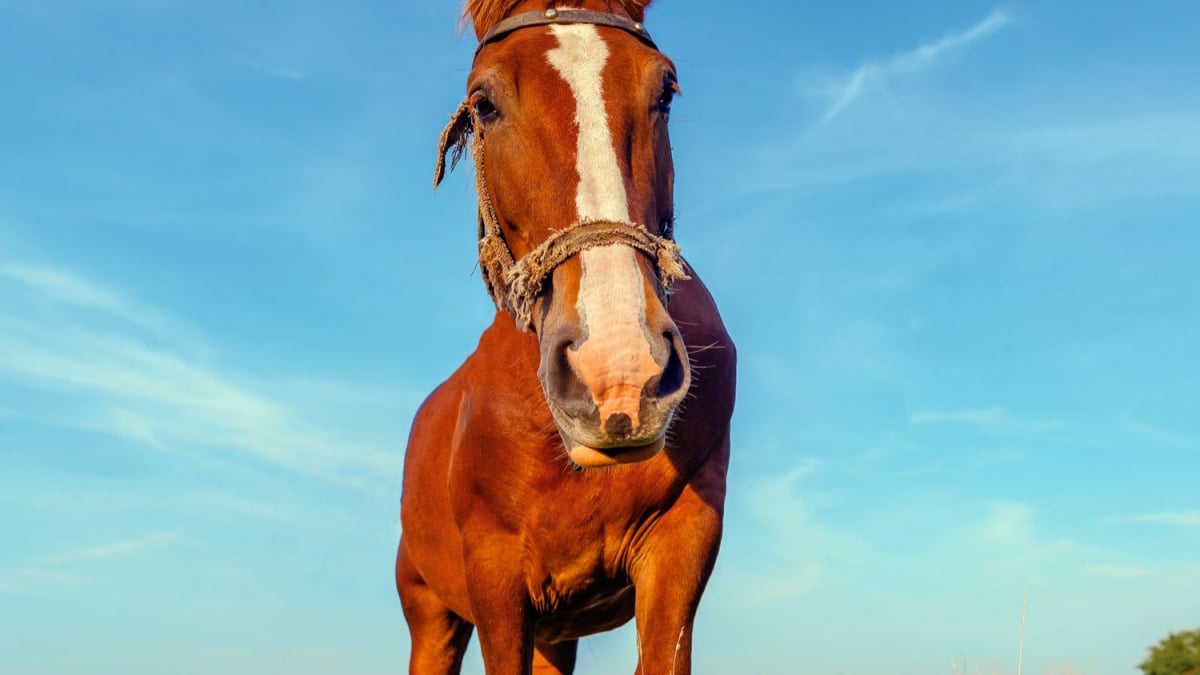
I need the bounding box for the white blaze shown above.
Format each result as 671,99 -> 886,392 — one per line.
546,24 -> 656,427
546,24 -> 628,222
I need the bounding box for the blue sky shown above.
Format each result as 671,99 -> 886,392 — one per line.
1,1 -> 1197,673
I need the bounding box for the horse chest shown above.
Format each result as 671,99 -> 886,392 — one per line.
519,472 -> 673,604
520,516 -> 640,634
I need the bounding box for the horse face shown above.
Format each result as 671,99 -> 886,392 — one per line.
467,23 -> 690,468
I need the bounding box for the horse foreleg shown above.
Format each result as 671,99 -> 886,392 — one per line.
463,536 -> 536,675
396,541 -> 474,675
629,486 -> 723,675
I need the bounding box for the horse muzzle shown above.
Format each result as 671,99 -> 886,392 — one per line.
538,310 -> 691,469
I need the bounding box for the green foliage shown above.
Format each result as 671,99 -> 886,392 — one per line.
1141,628 -> 1200,675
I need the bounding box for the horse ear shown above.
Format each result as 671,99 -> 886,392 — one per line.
626,0 -> 652,22
434,101 -> 474,189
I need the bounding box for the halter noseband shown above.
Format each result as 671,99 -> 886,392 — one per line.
435,9 -> 687,332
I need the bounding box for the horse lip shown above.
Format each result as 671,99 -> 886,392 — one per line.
565,436 -> 665,468
545,396 -> 672,467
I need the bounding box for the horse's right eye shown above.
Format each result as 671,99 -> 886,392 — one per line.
473,97 -> 499,121
656,76 -> 680,115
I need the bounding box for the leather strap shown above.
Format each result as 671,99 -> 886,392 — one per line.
476,8 -> 657,55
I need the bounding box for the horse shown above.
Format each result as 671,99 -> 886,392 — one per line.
396,2 -> 736,673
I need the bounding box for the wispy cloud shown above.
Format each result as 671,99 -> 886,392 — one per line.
974,501 -> 1034,548
0,259 -> 401,495
818,9 -> 1010,124
909,407 -> 1063,433
1127,511 -> 1200,528
0,532 -> 182,595
38,532 -> 184,565
0,261 -> 199,351
0,330 -> 398,492
2,262 -> 125,312
952,501 -> 1088,590
754,111 -> 1200,214
0,568 -> 82,595
1117,416 -> 1195,449
730,456 -> 873,600
1085,564 -> 1156,580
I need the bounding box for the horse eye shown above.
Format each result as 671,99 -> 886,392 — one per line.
656,78 -> 679,115
473,96 -> 499,121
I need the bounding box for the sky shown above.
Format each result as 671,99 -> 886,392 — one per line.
0,1 -> 1197,673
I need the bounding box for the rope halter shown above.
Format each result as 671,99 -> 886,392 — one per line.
434,72 -> 689,332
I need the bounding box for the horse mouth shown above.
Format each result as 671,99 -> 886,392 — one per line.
565,436 -> 665,468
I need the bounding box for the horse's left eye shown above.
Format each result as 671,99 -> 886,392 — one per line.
656,78 -> 679,114
473,96 -> 499,122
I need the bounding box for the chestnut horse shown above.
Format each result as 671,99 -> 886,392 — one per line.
396,2 -> 736,673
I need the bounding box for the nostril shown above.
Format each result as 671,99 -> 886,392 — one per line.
655,333 -> 687,399
544,339 -> 590,407
605,412 -> 634,437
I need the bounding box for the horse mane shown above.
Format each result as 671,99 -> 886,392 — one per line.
463,0 -> 653,38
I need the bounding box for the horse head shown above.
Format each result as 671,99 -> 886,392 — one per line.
436,1 -> 690,469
